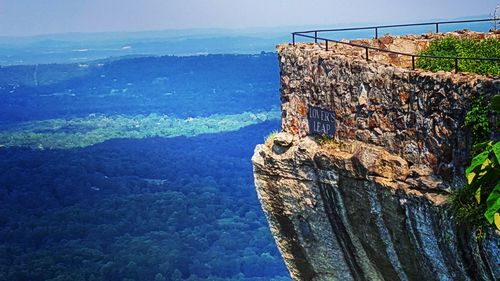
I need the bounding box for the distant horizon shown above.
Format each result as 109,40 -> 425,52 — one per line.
0,13 -> 492,40
0,0 -> 498,37
0,13 -> 495,66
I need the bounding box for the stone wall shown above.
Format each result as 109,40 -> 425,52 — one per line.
279,32 -> 499,188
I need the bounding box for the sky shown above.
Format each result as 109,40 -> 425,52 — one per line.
0,0 -> 498,36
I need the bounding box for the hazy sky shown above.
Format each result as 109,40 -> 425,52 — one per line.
0,0 -> 498,36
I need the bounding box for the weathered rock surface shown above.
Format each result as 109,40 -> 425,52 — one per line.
253,32 -> 500,281
253,135 -> 499,281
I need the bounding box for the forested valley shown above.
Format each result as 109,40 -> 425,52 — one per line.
0,53 -> 289,281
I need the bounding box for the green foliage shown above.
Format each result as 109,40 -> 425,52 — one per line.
492,95 -> 500,114
449,95 -> 500,233
449,141 -> 500,235
466,142 -> 500,230
465,95 -> 490,149
416,36 -> 500,75
448,182 -> 485,231
0,110 -> 280,149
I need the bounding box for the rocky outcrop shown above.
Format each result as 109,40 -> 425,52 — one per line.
252,32 -> 499,281
279,32 -> 499,189
253,134 -> 499,281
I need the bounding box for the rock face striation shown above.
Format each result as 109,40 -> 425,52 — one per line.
253,136 -> 499,281
252,32 -> 499,281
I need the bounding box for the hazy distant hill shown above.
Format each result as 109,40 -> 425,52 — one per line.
0,53 -> 279,123
0,16 -> 491,65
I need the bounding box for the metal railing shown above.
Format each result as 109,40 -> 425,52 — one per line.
292,18 -> 500,73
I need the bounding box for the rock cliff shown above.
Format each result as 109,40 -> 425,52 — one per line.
253,135 -> 498,281
252,32 -> 499,281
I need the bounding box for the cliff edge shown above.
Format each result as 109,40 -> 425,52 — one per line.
253,135 -> 498,280
252,31 -> 499,281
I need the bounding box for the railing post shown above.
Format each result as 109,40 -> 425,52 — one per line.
455,58 -> 459,73
412,55 -> 415,70
325,40 -> 329,51
375,27 -> 378,39
314,31 -> 318,43
435,23 -> 439,33
292,33 -> 295,46
365,47 -> 369,61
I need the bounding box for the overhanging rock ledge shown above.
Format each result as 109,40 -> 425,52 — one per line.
252,31 -> 499,281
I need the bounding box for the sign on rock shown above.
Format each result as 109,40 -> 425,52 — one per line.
308,106 -> 336,137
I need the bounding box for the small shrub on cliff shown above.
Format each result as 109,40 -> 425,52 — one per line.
264,130 -> 278,148
417,36 -> 500,76
465,95 -> 491,150
316,134 -> 336,146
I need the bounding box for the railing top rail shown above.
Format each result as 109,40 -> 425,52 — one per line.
291,18 -> 500,72
295,33 -> 500,61
293,18 -> 496,35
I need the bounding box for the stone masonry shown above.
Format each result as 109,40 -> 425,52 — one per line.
279,31 -> 499,188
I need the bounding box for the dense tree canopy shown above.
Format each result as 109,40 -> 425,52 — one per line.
0,53 -> 290,281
